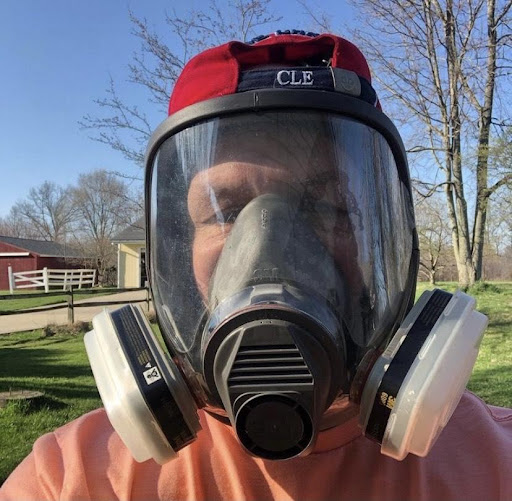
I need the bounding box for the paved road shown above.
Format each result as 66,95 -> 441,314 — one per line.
0,290 -> 152,335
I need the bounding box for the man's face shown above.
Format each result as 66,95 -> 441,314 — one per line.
186,130 -> 362,304
184,137 -> 365,429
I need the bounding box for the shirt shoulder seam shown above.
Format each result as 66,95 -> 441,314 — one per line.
465,390 -> 512,423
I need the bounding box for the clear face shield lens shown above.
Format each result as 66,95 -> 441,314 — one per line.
150,112 -> 415,437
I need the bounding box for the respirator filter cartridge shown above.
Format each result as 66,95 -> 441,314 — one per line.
359,289 -> 487,460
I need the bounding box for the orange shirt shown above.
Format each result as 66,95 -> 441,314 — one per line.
1,391 -> 511,500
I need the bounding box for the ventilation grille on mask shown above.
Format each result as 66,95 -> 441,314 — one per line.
228,344 -> 313,388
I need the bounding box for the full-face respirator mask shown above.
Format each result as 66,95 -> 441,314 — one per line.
84,32 -> 488,464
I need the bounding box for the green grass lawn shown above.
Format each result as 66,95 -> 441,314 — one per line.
416,281 -> 512,409
0,327 -> 102,484
0,282 -> 510,484
0,288 -> 118,313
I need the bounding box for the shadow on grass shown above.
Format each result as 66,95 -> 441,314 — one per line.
1,337 -> 45,347
3,336 -> 81,348
0,346 -> 100,402
3,394 -> 69,414
485,319 -> 512,329
32,394 -> 69,411
49,384 -> 100,401
0,347 -> 91,378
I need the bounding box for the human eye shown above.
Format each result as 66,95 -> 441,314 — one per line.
199,204 -> 244,226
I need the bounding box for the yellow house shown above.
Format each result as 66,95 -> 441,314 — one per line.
112,217 -> 147,288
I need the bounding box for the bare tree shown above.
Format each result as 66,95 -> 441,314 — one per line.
0,210 -> 40,239
485,191 -> 512,257
488,127 -> 512,235
80,0 -> 282,172
337,0 -> 512,287
71,170 -> 141,285
10,181 -> 76,242
415,195 -> 452,284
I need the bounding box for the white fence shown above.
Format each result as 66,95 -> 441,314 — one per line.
8,266 -> 96,294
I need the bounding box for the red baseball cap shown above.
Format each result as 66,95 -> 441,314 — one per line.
169,32 -> 380,115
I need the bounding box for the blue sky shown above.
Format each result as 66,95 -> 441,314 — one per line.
0,0 -> 356,217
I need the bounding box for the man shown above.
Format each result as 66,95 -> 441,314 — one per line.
1,30 -> 511,500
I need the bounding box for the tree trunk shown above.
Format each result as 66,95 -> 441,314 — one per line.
444,0 -> 476,288
472,0 -> 498,282
456,255 -> 476,288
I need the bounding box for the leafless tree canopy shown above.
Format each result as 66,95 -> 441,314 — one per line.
342,0 -> 512,286
70,170 -> 142,285
415,195 -> 452,284
3,182 -> 76,242
71,170 -> 138,242
0,210 -> 40,240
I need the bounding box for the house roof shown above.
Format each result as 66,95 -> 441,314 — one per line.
0,235 -> 85,258
111,217 -> 146,243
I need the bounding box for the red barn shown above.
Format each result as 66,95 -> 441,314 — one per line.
0,235 -> 87,291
